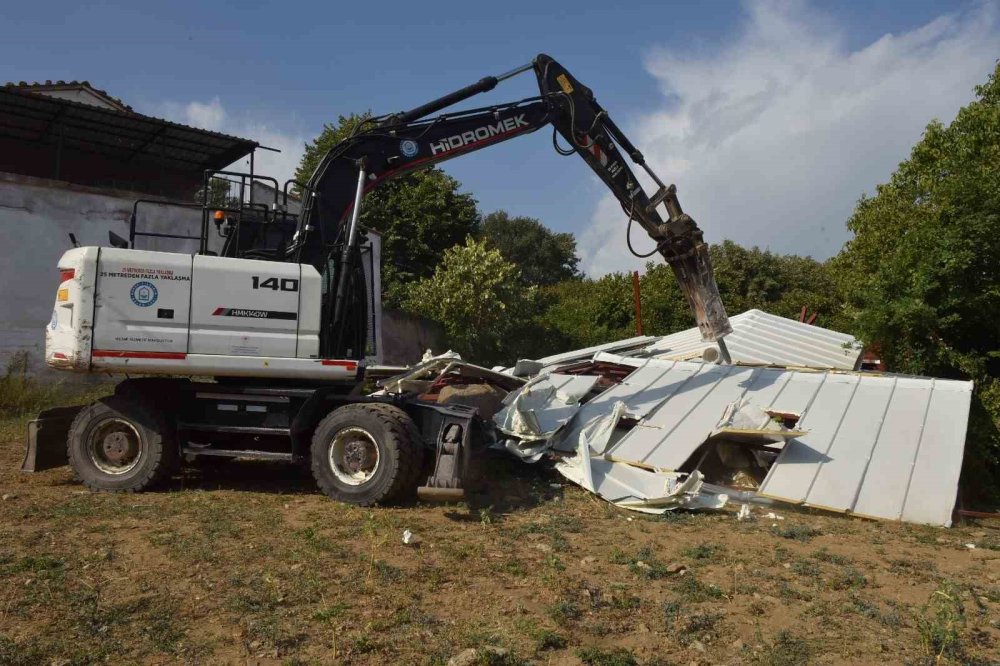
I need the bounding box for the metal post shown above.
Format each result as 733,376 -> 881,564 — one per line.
249,149 -> 255,205
632,271 -> 644,336
342,166 -> 367,264
496,62 -> 534,82
330,163 -> 368,352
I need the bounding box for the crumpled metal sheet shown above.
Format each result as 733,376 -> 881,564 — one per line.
495,348 -> 972,526
550,399 -> 727,513
494,373 -> 599,441
380,353 -> 525,394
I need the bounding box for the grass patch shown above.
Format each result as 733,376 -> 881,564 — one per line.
825,566 -> 867,591
312,602 -> 351,621
777,581 -> 813,601
681,542 -> 724,561
811,547 -> 850,565
790,560 -> 820,578
530,628 -> 566,652
673,574 -> 725,602
916,583 -> 966,661
576,646 -> 639,666
513,517 -> 577,552
611,546 -> 675,580
0,635 -> 48,666
773,524 -> 821,542
663,600 -> 683,628
847,594 -> 902,628
548,598 -> 582,625
753,631 -> 811,665
467,649 -> 531,666
680,610 -> 723,636
0,351 -> 110,419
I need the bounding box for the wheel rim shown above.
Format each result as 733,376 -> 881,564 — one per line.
87,418 -> 142,475
328,426 -> 380,486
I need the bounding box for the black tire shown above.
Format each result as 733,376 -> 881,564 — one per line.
310,403 -> 424,506
67,395 -> 178,493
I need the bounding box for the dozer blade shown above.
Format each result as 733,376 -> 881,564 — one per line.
417,485 -> 465,503
21,405 -> 83,472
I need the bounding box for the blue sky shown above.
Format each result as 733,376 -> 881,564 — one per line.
3,1 -> 997,274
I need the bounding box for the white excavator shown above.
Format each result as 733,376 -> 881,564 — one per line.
22,54 -> 731,504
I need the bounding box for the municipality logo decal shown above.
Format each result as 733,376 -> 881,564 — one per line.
400,139 -> 419,158
130,281 -> 158,307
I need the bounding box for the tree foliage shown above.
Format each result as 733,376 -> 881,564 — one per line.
537,246 -> 842,353
478,210 -> 581,286
293,112 -> 373,186
708,241 -> 845,330
295,113 -> 479,306
403,238 -> 539,366
832,63 -> 1000,497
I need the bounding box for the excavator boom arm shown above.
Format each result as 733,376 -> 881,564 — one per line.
287,54 -> 731,357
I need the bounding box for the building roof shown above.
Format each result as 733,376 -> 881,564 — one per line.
0,84 -> 257,174
5,80 -> 132,112
640,309 -> 863,370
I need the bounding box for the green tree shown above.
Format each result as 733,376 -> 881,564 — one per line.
538,273 -> 637,349
639,263 -> 695,336
295,113 -> 480,306
404,238 -> 539,365
196,176 -> 240,209
478,210 -> 581,286
832,63 -> 1000,500
708,241 -> 844,328
535,243 -> 843,356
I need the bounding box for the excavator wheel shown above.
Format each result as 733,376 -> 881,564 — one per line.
67,395 -> 178,493
310,403 -> 424,506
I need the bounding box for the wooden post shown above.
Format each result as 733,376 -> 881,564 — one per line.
632,270 -> 644,336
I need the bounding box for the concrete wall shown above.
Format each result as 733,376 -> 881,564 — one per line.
380,309 -> 447,366
0,173 -> 205,376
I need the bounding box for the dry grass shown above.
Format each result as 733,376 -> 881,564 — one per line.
1,396 -> 998,664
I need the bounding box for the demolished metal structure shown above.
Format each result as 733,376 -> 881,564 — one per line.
516,353 -> 971,526
377,311 -> 972,527
636,309 -> 863,369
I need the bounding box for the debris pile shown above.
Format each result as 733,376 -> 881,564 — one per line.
377,311 -> 974,527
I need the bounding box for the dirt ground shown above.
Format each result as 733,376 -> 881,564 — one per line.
1,412 -> 998,666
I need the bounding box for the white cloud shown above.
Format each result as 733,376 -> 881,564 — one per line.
181,98 -> 225,132
580,1 -> 1000,275
151,98 -> 306,186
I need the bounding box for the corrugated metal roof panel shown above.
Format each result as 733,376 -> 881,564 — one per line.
758,373 -> 972,526
533,335 -> 658,370
549,354 -> 971,525
640,309 -> 862,370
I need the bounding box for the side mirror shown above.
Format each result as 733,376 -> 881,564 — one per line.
108,231 -> 129,249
